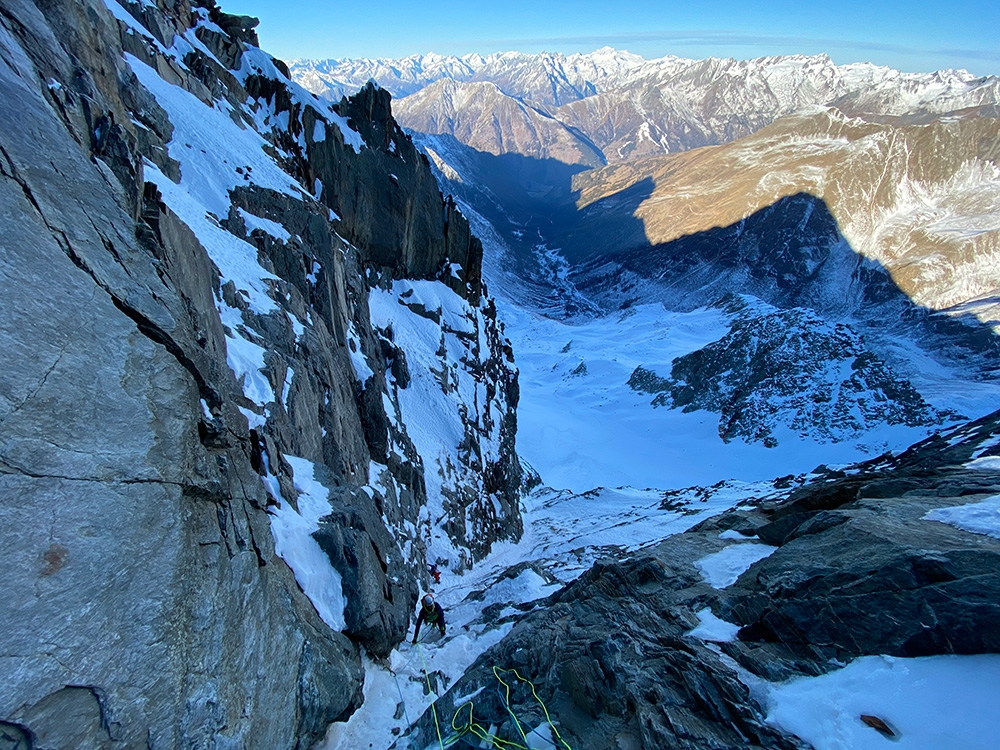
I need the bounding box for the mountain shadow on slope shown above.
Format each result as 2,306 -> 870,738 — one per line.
566,191 -> 1000,365
412,131 -> 629,313
415,129 -> 998,441
554,191 -> 999,442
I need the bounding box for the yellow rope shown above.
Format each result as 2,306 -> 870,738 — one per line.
451,700 -> 523,749
447,666 -> 573,750
493,667 -> 572,750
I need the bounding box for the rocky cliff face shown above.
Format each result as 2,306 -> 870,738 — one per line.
628,296 -> 953,447
0,0 -> 520,746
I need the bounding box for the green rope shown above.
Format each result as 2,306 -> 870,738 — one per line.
493,667 -> 572,750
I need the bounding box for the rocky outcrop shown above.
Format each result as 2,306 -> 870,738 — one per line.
308,81 -> 486,300
721,413 -> 1000,668
1,0 -> 520,746
629,297 -> 953,446
405,409 -> 1000,749
312,487 -> 417,657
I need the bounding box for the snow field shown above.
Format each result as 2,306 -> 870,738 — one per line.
514,481 -> 771,580
687,608 -> 742,642
696,543 -> 779,589
264,456 -> 347,631
923,494 -> 1000,540
500,299 -> 951,494
763,654 -> 1000,750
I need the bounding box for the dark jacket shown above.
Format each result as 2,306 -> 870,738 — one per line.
413,601 -> 445,640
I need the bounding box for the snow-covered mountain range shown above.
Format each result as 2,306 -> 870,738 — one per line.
293,48 -> 1000,163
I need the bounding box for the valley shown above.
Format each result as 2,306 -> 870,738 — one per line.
295,46 -> 1000,750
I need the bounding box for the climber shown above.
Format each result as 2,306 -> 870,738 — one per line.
430,563 -> 441,584
412,593 -> 446,643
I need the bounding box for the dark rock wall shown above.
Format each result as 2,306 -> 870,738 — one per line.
311,83 -> 484,300
0,0 -> 520,746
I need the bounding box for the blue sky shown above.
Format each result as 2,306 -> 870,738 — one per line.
225,0 -> 1000,76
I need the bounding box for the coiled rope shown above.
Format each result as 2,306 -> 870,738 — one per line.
448,666 -> 573,749
391,634 -> 571,750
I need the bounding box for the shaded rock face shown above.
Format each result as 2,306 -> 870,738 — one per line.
721,414 -> 1000,668
313,487 -> 418,658
407,410 -> 1000,749
567,191 -> 909,323
404,561 -> 805,750
0,2 -> 364,743
1,0 -> 520,746
629,298 -> 951,446
305,81 -> 485,301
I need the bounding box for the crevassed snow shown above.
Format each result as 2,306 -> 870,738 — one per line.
687,607 -> 742,642
266,456 -> 346,631
696,543 -> 778,588
923,495 -> 1000,539
764,654 -> 1000,750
